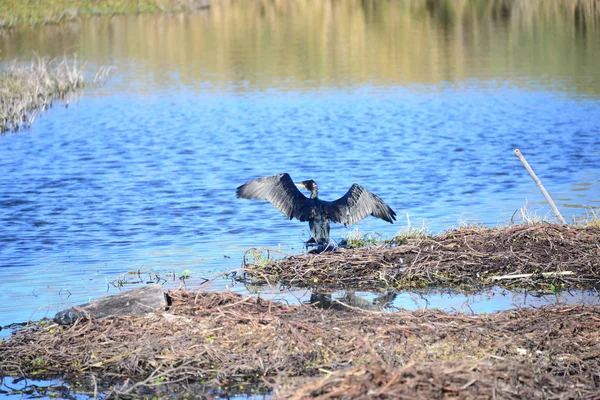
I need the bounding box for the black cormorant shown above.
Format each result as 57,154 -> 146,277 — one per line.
236,173 -> 396,245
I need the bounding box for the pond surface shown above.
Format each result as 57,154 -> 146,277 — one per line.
1,0 -> 599,328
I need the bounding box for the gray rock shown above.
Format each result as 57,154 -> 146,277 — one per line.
54,284 -> 167,325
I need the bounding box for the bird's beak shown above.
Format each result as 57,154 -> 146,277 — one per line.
295,182 -> 306,189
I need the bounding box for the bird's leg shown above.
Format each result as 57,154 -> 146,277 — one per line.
306,239 -> 338,254
304,238 -> 319,253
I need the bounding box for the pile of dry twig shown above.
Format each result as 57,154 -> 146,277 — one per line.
0,290 -> 599,398
243,224 -> 600,291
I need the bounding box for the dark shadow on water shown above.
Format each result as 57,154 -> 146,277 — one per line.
308,291 -> 398,311
0,376 -> 271,400
0,377 -> 79,400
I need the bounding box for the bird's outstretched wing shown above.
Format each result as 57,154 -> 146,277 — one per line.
325,184 -> 396,227
236,173 -> 311,221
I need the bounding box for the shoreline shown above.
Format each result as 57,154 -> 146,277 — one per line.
0,0 -> 210,29
1,0 -> 598,30
244,224 -> 600,292
1,289 -> 598,398
0,57 -> 108,134
0,222 -> 599,398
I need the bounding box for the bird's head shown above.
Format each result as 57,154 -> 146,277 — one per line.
296,180 -> 318,197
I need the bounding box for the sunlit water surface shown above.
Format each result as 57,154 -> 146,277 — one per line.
1,1 -> 599,331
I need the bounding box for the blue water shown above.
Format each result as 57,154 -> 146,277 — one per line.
1,82 -> 598,327
316,287 -> 600,314
0,377 -> 87,400
1,10 -> 600,329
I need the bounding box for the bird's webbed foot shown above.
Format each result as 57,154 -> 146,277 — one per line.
305,239 -> 338,254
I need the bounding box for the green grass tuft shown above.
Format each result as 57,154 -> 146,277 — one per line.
340,229 -> 383,249
0,0 -> 209,28
573,208 -> 600,228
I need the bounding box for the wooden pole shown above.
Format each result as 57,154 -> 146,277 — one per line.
514,149 -> 566,224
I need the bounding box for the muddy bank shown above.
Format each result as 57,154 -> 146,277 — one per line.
0,290 -> 599,398
243,225 -> 600,292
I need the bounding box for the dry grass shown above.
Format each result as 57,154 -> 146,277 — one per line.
242,225 -> 600,292
0,290 -> 598,398
574,208 -> 600,229
280,358 -> 600,399
0,56 -> 108,133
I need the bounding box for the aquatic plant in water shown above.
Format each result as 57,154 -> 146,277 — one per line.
0,56 -> 109,134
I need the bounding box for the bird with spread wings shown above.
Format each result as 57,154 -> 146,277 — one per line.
236,173 -> 396,246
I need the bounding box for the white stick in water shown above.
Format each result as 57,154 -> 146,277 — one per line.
514,149 -> 566,224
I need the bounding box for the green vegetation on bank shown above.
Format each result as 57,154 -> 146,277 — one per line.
1,0 -> 599,93
0,57 -> 108,133
0,0 -> 209,28
1,0 -> 598,29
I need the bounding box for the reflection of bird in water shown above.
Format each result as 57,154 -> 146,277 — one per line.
236,173 -> 396,247
309,292 -> 398,311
